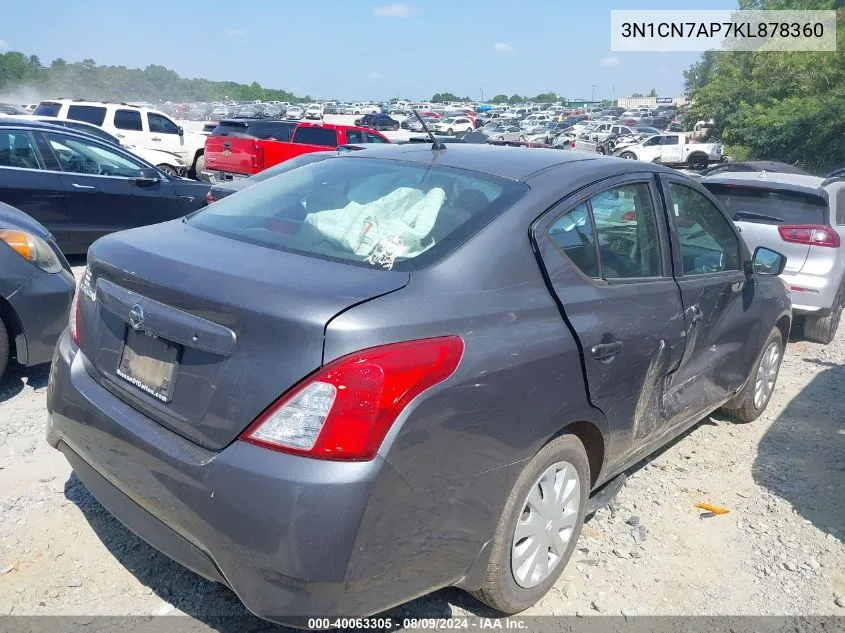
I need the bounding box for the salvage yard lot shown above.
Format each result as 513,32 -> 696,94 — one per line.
0,261 -> 843,627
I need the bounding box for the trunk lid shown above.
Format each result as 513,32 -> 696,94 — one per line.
204,135 -> 261,177
79,221 -> 409,450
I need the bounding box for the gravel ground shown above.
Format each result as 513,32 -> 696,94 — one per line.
0,262 -> 843,630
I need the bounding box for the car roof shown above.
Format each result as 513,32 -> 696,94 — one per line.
343,143 -> 610,180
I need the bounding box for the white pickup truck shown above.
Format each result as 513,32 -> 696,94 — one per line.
614,132 -> 723,167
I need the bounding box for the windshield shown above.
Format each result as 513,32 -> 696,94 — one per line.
190,157 -> 526,271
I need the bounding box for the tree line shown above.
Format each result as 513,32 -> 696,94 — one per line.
684,0 -> 844,173
0,52 -> 309,104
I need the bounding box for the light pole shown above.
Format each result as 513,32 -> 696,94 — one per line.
591,84 -> 597,102
480,88 -> 484,103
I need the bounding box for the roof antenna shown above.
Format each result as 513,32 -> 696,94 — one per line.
413,109 -> 445,151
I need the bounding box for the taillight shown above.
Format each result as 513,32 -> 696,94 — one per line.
622,211 -> 637,222
206,190 -> 215,204
251,143 -> 264,171
778,225 -> 840,248
240,336 -> 464,461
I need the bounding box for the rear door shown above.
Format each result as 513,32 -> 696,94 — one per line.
0,128 -> 68,240
704,181 -> 829,274
291,125 -> 340,151
532,173 -> 686,472
41,130 -> 184,251
659,175 -> 762,425
111,108 -> 146,148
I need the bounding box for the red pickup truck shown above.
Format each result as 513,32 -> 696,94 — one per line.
202,120 -> 390,182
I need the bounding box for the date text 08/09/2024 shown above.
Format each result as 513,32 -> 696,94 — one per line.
306,618 -> 530,629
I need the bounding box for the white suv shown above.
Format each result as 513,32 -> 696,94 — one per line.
32,100 -> 207,177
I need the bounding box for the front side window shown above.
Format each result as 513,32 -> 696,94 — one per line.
44,132 -> 143,178
147,113 -> 179,135
363,132 -> 388,144
0,131 -> 43,169
67,105 -> 107,126
345,129 -> 365,144
189,157 -> 526,271
668,182 -> 741,275
114,109 -> 143,131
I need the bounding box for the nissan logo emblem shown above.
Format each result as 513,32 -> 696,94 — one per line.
129,304 -> 145,330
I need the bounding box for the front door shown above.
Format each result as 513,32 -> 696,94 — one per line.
146,112 -> 185,158
659,176 -> 763,426
532,174 -> 686,473
40,131 -> 182,252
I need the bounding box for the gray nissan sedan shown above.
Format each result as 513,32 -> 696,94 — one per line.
47,144 -> 791,624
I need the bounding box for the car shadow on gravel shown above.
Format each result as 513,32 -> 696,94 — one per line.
752,363 -> 845,543
63,473 -> 498,631
0,362 -> 49,404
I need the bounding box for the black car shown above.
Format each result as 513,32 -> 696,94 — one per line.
354,113 -> 400,131
0,200 -> 75,380
0,119 -> 210,254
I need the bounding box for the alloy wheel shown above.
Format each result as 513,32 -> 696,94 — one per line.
753,340 -> 781,409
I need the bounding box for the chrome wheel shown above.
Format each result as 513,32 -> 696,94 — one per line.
511,460 -> 580,588
753,340 -> 781,409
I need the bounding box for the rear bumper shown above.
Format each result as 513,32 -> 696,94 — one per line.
199,170 -> 249,185
46,331 -> 439,623
782,270 -> 840,314
7,268 -> 74,366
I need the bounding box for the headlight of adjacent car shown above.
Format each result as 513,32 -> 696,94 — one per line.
0,229 -> 63,273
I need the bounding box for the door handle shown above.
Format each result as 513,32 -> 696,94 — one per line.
71,183 -> 96,190
116,133 -> 125,138
151,137 -> 161,141
591,340 -> 623,361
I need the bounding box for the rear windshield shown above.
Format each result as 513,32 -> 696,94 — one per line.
67,105 -> 107,126
34,102 -> 61,117
190,157 -> 527,271
704,183 -> 827,225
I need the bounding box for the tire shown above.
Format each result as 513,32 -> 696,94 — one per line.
470,435 -> 589,614
804,300 -> 842,344
688,153 -> 709,169
447,128 -> 454,135
721,328 -> 784,423
620,152 -> 636,160
466,127 -> 473,133
156,164 -> 178,177
192,154 -> 205,180
0,316 -> 9,382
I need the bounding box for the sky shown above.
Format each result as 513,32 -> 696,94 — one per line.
0,0 -> 739,102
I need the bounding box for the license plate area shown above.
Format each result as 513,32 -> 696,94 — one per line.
116,329 -> 180,403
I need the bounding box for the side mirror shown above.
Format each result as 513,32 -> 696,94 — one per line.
751,246 -> 787,276
177,126 -> 184,136
130,167 -> 161,187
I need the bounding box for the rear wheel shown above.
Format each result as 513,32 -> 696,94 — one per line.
620,151 -> 636,160
0,317 -> 9,381
470,435 -> 588,613
447,128 -> 454,135
192,154 -> 206,180
804,299 -> 842,344
721,328 -> 783,423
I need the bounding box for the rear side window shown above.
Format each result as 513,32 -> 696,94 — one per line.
704,183 -> 827,225
248,123 -> 294,142
67,105 -> 107,126
0,130 -> 44,169
33,102 -> 62,117
114,109 -> 143,131
189,157 -> 527,271
293,127 -> 338,147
